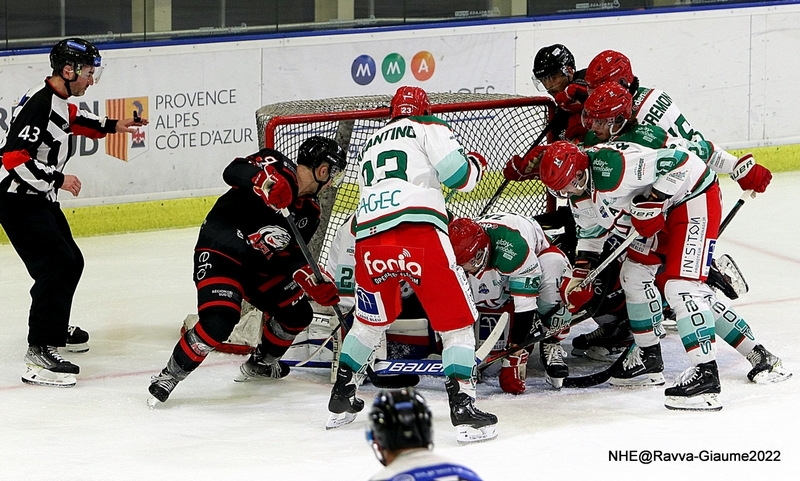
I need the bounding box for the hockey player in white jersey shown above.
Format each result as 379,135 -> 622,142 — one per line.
539,127 -> 785,409
449,213 -> 573,392
366,388 -> 484,481
326,86 -> 498,443
578,82 -> 790,387
582,49 -> 772,194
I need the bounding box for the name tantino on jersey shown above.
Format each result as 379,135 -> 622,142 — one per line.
363,247 -> 423,285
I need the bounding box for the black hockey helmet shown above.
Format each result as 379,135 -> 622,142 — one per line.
297,136 -> 347,188
50,38 -> 102,72
367,388 -> 433,465
532,44 -> 575,80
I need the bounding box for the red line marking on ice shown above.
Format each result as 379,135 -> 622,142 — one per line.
0,358 -> 237,392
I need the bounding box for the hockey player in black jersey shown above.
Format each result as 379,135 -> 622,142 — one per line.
0,38 -> 147,387
147,136 -> 347,404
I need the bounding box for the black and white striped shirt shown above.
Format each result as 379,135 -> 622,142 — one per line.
0,78 -> 116,202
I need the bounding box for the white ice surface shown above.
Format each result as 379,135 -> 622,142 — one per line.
1,175 -> 798,480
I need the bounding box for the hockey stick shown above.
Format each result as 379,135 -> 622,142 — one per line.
279,208 -> 419,387
562,190 -> 756,388
372,312 -> 509,376
478,111 -> 560,217
280,208 -> 349,368
719,189 -> 754,234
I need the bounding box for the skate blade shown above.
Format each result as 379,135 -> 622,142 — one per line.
146,396 -> 161,409
456,424 -> 498,444
609,373 -> 666,387
585,347 -> 626,363
64,343 -> 89,353
545,374 -> 564,389
751,368 -> 792,384
665,393 -> 722,411
21,367 -> 76,388
326,411 -> 357,430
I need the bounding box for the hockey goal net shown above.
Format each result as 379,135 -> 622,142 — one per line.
196,93 -> 556,359
256,92 -> 557,269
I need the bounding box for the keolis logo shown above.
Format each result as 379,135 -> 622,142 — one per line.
351,51 -> 436,86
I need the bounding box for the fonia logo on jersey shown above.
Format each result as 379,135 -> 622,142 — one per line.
105,96 -> 148,161
351,51 -> 436,86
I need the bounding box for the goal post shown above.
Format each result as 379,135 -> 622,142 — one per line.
256,92 -> 557,269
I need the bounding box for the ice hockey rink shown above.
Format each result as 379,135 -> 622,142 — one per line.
0,174 -> 797,480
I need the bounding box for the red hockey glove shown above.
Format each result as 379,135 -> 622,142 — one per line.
730,153 -> 771,193
252,165 -> 293,210
630,196 -> 667,238
554,84 -> 588,114
559,267 -> 593,314
499,349 -> 529,395
502,145 -> 546,181
293,265 -> 340,307
467,151 -> 488,182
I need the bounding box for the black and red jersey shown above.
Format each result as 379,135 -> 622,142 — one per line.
199,147 -> 322,274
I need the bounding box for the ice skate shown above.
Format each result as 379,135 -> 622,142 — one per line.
22,346 -> 79,388
65,325 -> 90,353
326,366 -> 365,429
445,377 -> 498,444
540,339 -> 568,389
746,344 -> 792,384
609,343 -> 665,387
234,347 -> 290,382
665,361 -> 722,411
147,367 -> 181,407
571,318 -> 633,361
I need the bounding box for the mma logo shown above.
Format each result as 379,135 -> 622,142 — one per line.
351,51 -> 436,86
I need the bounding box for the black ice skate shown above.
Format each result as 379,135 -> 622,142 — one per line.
665,361 -> 722,411
234,346 -> 290,382
445,377 -> 498,444
609,343 -> 665,387
148,368 -> 181,405
65,325 -> 90,353
571,317 -> 633,362
539,339 -> 568,389
746,344 -> 792,384
326,366 -> 365,430
22,345 -> 80,388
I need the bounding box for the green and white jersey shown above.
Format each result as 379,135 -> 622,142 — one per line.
353,115 -> 481,239
632,86 -> 704,142
572,141 -> 717,254
468,212 -> 551,313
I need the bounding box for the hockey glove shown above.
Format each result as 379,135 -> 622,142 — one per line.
293,265 -> 340,306
564,113 -> 589,142
252,165 -> 293,210
730,153 -> 771,193
554,84 -> 588,114
467,151 -> 488,182
559,266 -> 594,314
502,145 -> 546,181
499,349 -> 529,395
630,195 -> 667,238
